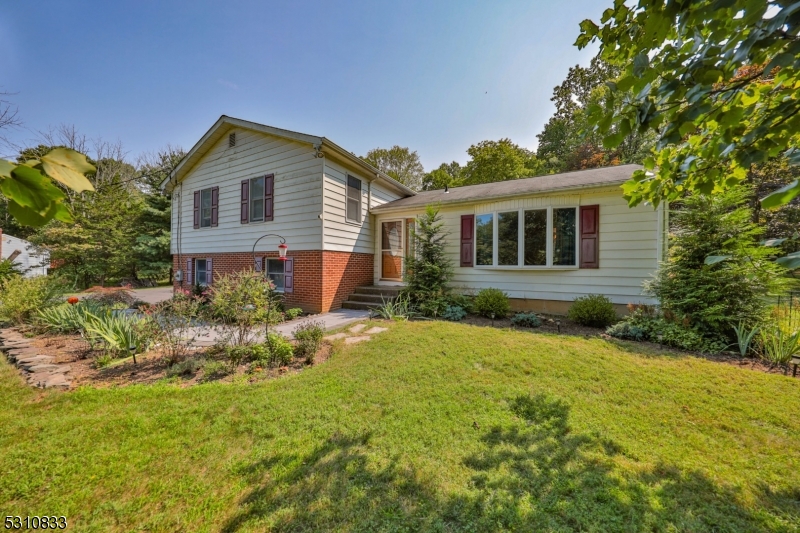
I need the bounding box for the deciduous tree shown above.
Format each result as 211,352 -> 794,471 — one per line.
362,146 -> 425,191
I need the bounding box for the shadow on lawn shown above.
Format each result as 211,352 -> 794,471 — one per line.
222,395 -> 798,532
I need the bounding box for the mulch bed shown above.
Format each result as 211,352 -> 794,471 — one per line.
19,332 -> 331,389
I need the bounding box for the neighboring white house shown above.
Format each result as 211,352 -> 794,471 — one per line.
0,231 -> 49,277
163,116 -> 667,314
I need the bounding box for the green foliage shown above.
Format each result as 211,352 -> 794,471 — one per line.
577,0 -> 800,210
143,295 -> 201,365
36,300 -> 106,334
284,308 -> 303,321
293,320 -> 324,364
166,357 -> 204,378
375,295 -> 415,321
422,162 -> 463,191
759,327 -> 800,366
645,187 -> 787,339
607,308 -> 727,353
201,360 -> 229,379
0,258 -> 23,283
511,312 -> 542,328
462,139 -> 544,185
208,269 -> 277,346
361,146 -> 425,191
732,322 -> 760,358
441,305 -> 466,322
93,353 -> 113,368
402,205 -> 454,317
567,294 -> 617,328
266,334 -> 294,367
83,310 -> 151,356
0,148 -> 95,227
0,275 -> 64,324
472,288 -> 510,319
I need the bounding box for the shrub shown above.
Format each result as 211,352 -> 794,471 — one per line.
473,288 -> 510,318
568,294 -> 617,328
606,308 -> 727,353
166,357 -> 205,378
83,310 -> 152,357
759,327 -> 800,366
0,275 -> 64,324
0,258 -> 23,283
202,360 -> 229,379
284,308 -> 303,320
83,286 -> 136,307
208,269 -> 279,346
402,205 -> 455,317
36,300 -> 107,334
375,294 -> 415,321
645,186 -> 787,340
94,353 -> 113,368
442,305 -> 467,322
143,295 -> 201,365
293,320 -> 325,363
224,345 -> 249,372
511,312 -> 542,328
266,333 -> 294,367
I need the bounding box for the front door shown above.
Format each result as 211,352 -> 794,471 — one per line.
381,220 -> 404,280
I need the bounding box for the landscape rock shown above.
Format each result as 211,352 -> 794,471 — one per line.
349,324 -> 367,333
364,327 -> 388,335
345,336 -> 371,344
324,333 -> 348,341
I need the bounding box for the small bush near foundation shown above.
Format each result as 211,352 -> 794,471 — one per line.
473,288 -> 510,319
294,320 -> 325,364
442,305 -> 467,322
568,294 -> 617,328
606,322 -> 646,341
285,308 -> 303,320
267,334 -> 294,367
202,360 -> 229,379
511,312 -> 542,328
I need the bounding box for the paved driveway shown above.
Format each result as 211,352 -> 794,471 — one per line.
130,286 -> 174,304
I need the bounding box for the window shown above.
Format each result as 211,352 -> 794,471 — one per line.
475,213 -> 493,266
474,207 -> 578,268
200,189 -> 212,228
267,259 -> 285,292
250,177 -> 265,222
524,209 -> 547,266
553,208 -> 577,266
497,211 -> 519,266
195,259 -> 208,286
346,175 -> 361,223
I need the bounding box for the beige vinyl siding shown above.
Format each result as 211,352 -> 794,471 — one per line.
373,187 -> 663,304
321,160 -> 405,253
171,129 -> 323,254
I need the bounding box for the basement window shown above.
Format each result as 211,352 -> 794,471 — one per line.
267,259 -> 285,292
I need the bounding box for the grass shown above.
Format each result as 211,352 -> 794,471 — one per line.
1,320 -> 799,532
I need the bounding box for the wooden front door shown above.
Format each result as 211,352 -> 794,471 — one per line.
381,220 -> 404,280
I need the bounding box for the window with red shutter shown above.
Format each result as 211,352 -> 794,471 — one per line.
210,187 -> 219,227
193,191 -> 200,229
579,205 -> 599,269
460,214 -> 474,267
264,174 -> 274,222
241,180 -> 249,224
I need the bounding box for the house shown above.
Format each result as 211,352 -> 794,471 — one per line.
0,229 -> 50,277
163,116 -> 667,314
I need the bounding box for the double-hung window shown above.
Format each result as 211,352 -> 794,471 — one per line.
267,259 -> 285,292
474,207 -> 578,268
200,189 -> 212,228
250,177 -> 265,222
346,175 -> 362,223
195,259 -> 209,286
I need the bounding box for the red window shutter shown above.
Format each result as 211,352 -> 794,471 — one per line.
186,258 -> 192,285
264,174 -> 274,222
460,214 -> 474,267
284,257 -> 293,293
193,191 -> 200,229
206,257 -> 213,285
579,205 -> 599,269
240,180 -> 249,224
210,187 -> 219,227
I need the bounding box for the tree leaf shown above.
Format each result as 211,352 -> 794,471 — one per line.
6,200 -> 51,226
0,159 -> 15,179
761,179 -> 800,209
704,255 -> 732,265
761,238 -> 787,247
776,252 -> 800,271
40,148 -> 96,192
3,165 -> 65,212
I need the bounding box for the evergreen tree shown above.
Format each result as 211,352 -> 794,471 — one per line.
402,205 -> 454,317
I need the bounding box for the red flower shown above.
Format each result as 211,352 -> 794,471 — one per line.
67,296 -> 79,305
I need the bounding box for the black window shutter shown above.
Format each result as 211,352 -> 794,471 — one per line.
193,191 -> 200,229
211,187 -> 219,227
264,174 -> 274,222
240,180 -> 249,224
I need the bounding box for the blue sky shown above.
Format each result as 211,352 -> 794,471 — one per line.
0,1 -> 609,168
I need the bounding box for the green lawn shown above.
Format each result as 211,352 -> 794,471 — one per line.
1,321 -> 798,532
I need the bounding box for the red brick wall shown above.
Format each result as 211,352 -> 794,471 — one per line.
173,250 -> 373,313
321,251 -> 374,311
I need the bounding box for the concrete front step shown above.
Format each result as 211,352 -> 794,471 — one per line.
352,285 -> 403,297
341,300 -> 382,311
347,293 -> 393,304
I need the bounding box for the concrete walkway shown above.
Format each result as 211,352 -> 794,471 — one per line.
190,308 -> 371,346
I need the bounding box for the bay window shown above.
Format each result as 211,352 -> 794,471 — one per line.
474,207 -> 579,268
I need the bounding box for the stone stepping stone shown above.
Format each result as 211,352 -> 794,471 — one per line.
8,348 -> 40,356
345,336 -> 371,345
28,373 -> 70,389
364,327 -> 388,335
27,363 -> 70,374
324,333 -> 348,341
18,357 -> 54,367
349,324 -> 367,334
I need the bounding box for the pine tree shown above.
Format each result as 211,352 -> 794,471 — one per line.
402,205 -> 454,316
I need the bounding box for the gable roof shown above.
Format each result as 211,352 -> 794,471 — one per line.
370,164 -> 643,213
161,116 -> 416,196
